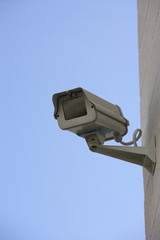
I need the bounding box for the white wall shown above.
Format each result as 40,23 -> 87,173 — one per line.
138,0 -> 160,239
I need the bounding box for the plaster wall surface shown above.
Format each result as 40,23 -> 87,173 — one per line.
138,0 -> 160,239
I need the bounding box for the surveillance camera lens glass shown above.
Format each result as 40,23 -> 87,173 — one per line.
62,96 -> 87,120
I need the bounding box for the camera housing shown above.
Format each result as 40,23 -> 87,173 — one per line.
52,87 -> 129,143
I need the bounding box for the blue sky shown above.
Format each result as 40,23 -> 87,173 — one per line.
0,1 -> 145,239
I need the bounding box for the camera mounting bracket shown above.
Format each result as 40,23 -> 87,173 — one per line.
85,134 -> 156,175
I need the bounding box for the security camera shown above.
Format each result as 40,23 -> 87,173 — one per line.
52,87 -> 129,144
52,87 -> 156,175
